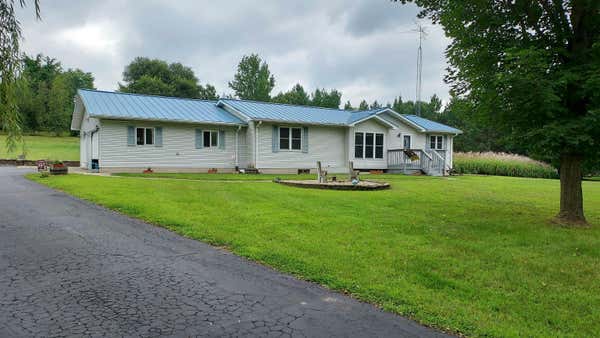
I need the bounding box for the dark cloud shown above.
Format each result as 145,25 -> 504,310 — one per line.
17,0 -> 450,106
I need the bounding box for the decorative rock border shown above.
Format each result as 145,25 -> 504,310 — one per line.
275,179 -> 390,191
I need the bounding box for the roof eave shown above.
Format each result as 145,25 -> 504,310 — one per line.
91,115 -> 247,127
348,114 -> 396,128
70,94 -> 84,131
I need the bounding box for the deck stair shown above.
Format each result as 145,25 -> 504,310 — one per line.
387,149 -> 446,176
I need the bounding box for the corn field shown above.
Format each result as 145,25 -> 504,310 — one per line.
453,152 -> 559,179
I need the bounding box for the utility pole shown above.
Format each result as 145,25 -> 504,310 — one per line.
414,24 -> 427,116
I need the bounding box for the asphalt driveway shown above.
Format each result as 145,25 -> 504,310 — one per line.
0,167 -> 448,337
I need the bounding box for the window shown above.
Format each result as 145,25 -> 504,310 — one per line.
203,130 -> 219,148
145,128 -> 154,145
375,133 -> 384,159
136,127 -> 154,145
279,127 -> 302,150
354,133 -> 364,158
430,135 -> 444,150
403,135 -> 411,149
354,132 -> 384,159
365,133 -> 374,158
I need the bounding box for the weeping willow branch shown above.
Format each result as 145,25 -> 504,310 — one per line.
0,0 -> 40,152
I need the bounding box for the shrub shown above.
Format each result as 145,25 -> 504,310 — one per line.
453,152 -> 559,179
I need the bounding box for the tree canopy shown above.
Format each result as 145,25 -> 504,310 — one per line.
397,0 -> 600,224
272,83 -> 310,106
16,54 -> 95,135
119,57 -> 217,100
229,54 -> 275,101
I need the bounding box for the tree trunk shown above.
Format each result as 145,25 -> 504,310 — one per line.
555,154 -> 587,225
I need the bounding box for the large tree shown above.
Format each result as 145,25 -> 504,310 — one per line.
119,57 -> 216,99
0,0 -> 40,151
398,0 -> 600,225
229,54 -> 275,101
47,74 -> 69,135
272,83 -> 310,105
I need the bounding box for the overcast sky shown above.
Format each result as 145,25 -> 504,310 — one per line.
17,0 -> 450,106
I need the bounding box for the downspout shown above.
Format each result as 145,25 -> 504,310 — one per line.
255,121 -> 262,168
235,125 -> 242,168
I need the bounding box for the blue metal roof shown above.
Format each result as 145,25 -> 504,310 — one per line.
220,99 -> 461,133
219,99 -> 375,125
403,115 -> 462,134
76,90 -> 460,133
78,89 -> 246,125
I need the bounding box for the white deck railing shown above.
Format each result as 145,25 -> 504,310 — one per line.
387,149 -> 446,176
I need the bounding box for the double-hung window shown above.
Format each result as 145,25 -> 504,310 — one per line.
354,133 -> 364,158
375,133 -> 384,158
354,132 -> 384,159
430,135 -> 444,150
203,130 -> 219,148
279,127 -> 302,151
136,127 -> 154,145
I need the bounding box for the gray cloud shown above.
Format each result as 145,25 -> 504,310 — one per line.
17,0 -> 450,106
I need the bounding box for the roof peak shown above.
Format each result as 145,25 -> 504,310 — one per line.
78,88 -> 219,103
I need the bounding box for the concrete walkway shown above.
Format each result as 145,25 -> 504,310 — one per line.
0,167 -> 449,337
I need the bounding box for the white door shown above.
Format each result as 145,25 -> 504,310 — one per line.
89,132 -> 99,169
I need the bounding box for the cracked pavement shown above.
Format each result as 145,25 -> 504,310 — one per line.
0,167 -> 449,337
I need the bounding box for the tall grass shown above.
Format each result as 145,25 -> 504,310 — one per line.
454,152 -> 558,179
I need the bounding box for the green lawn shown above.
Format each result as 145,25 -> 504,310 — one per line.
0,134 -> 79,161
28,173 -> 600,337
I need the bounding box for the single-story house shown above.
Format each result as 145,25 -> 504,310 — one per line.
71,89 -> 462,175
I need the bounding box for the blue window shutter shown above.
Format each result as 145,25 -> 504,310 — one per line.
195,129 -> 203,149
302,127 -> 309,153
155,127 -> 163,147
127,126 -> 135,146
443,135 -> 447,149
425,134 -> 430,149
272,125 -> 279,153
218,130 -> 225,149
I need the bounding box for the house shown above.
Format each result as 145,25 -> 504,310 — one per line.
71,89 -> 462,175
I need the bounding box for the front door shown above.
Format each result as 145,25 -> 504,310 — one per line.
403,135 -> 411,149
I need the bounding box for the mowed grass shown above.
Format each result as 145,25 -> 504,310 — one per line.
0,134 -> 79,161
28,174 -> 600,337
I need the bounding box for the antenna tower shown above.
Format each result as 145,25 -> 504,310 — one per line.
414,24 -> 427,116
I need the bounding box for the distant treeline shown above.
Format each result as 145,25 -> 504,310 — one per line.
13,53 -> 506,156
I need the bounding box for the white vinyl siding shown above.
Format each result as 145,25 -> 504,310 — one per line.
79,111 -> 100,169
99,120 -> 238,169
378,112 -> 427,150
256,123 -> 347,172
